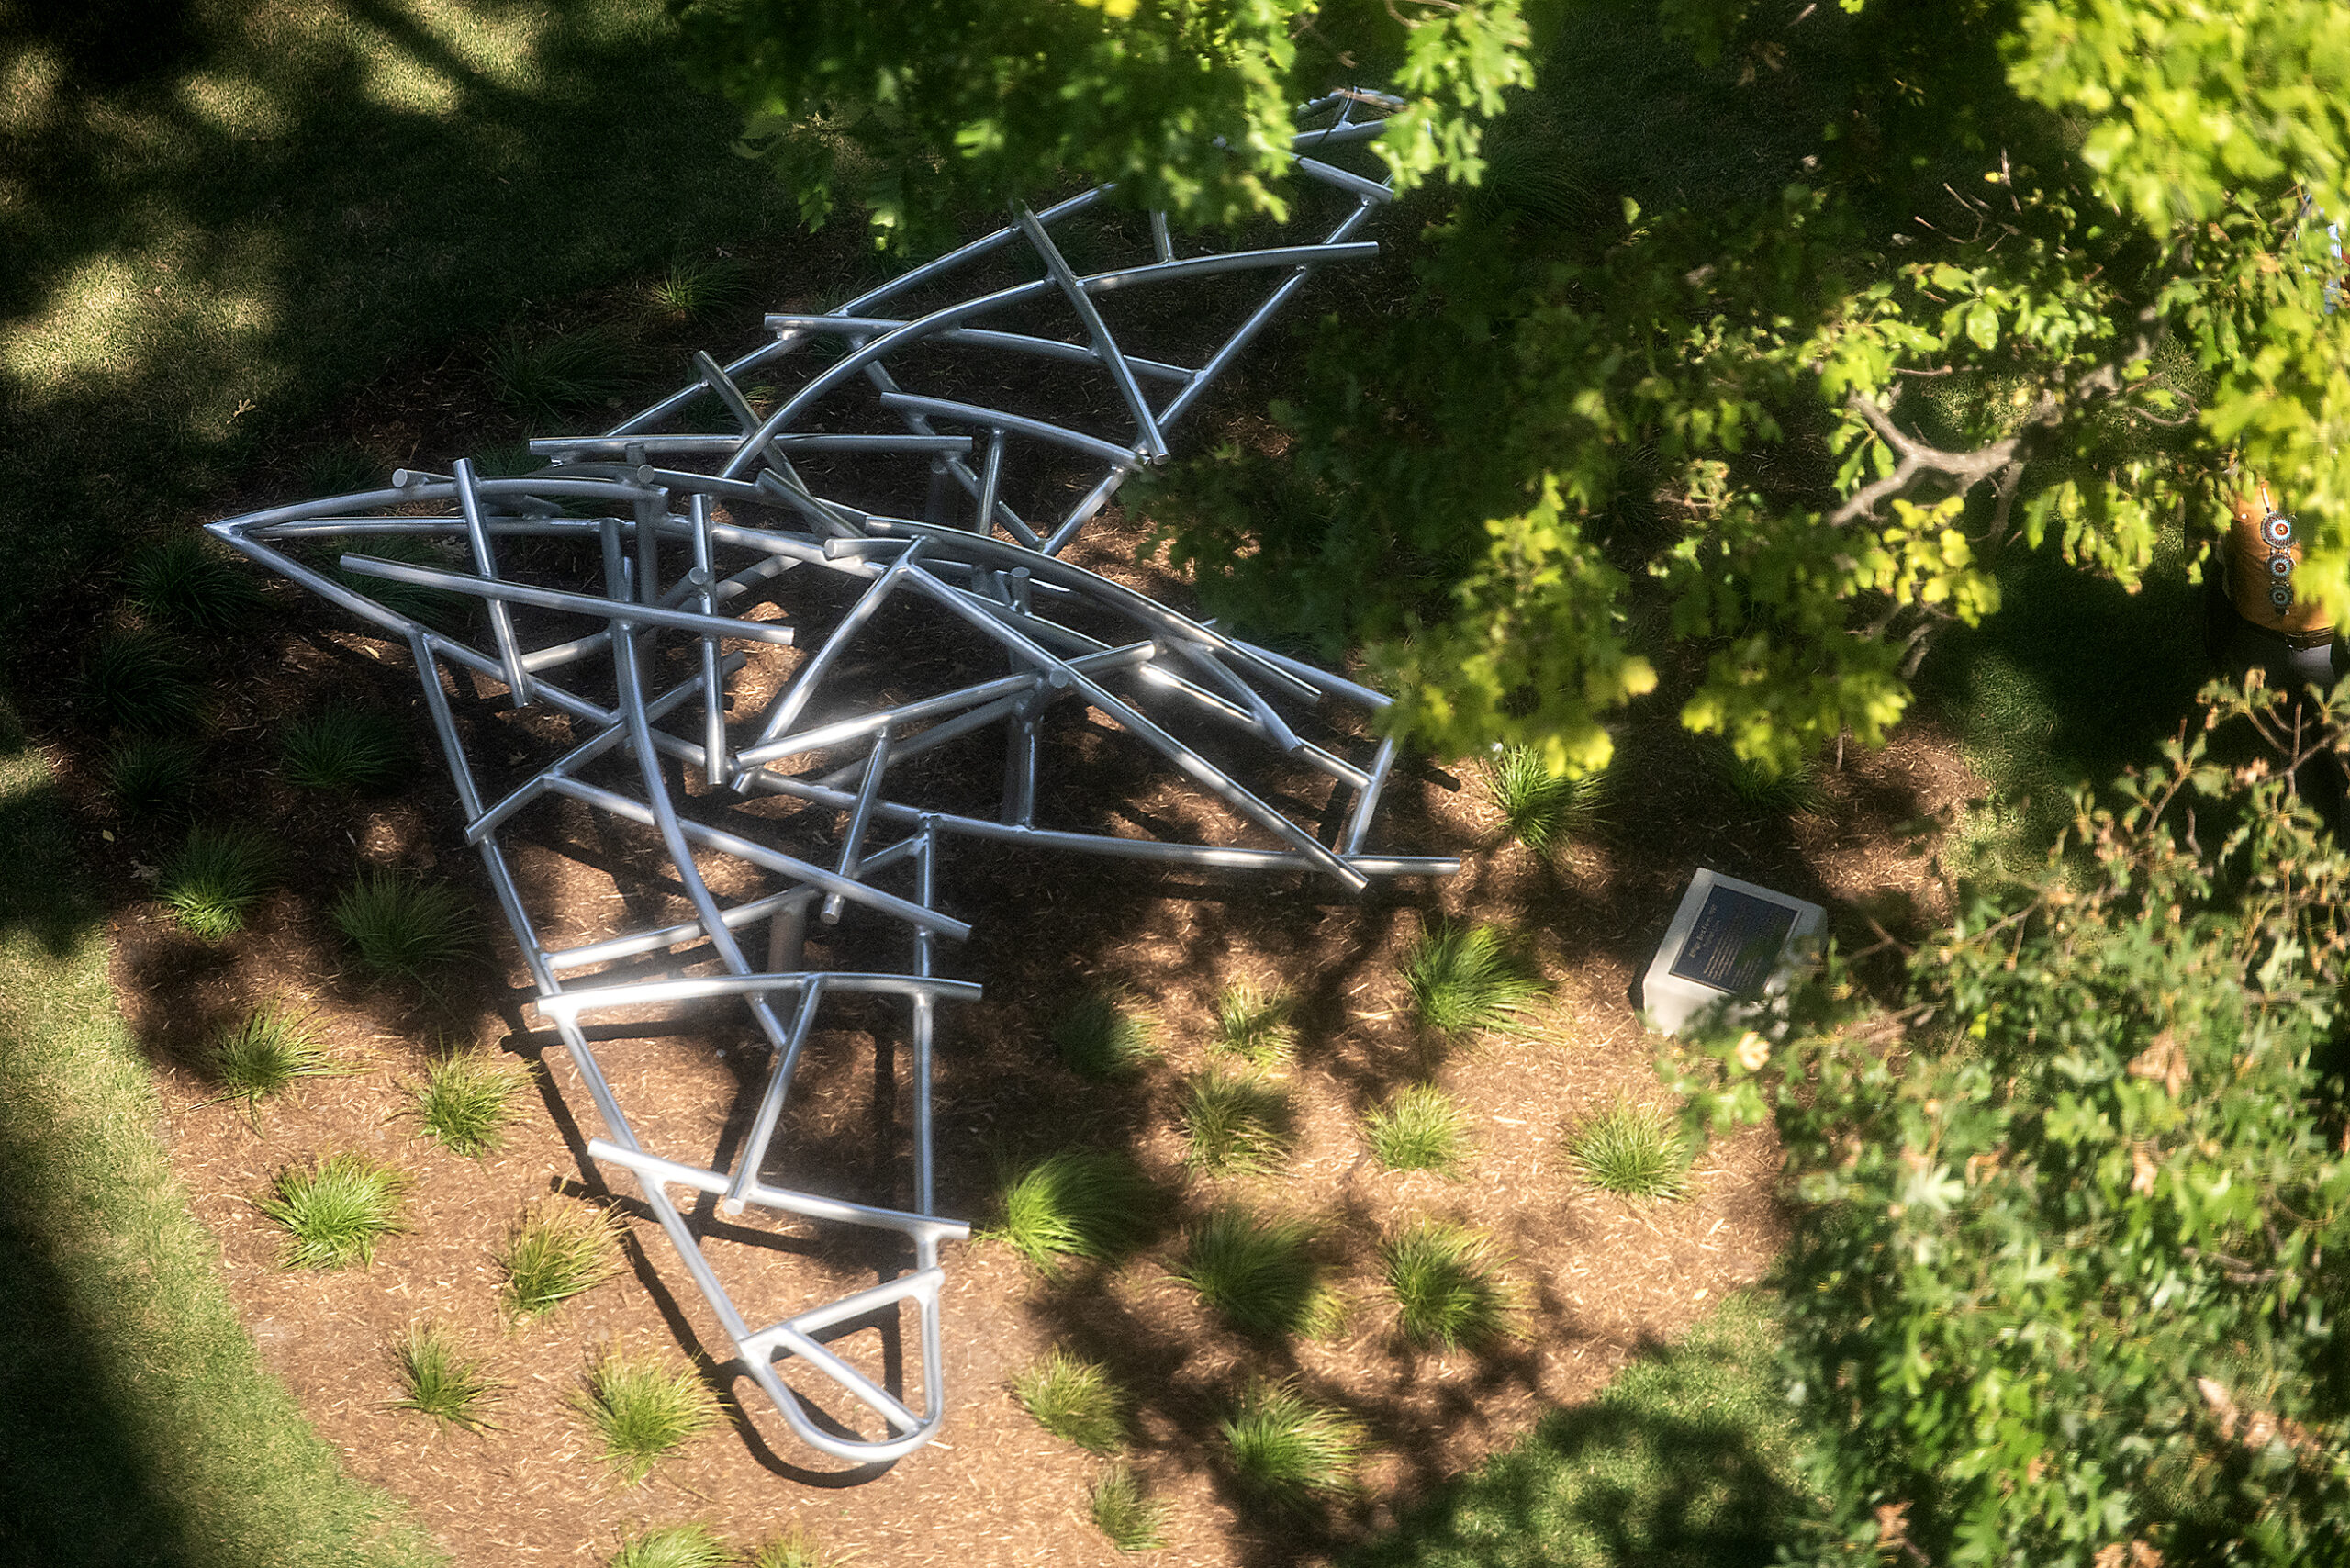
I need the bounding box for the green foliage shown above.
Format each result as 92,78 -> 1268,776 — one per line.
991,1148 -> 1160,1273
1715,749 -> 1825,816
160,824 -> 279,940
487,328 -> 637,428
1211,980 -> 1298,1068
1676,680 -> 2350,1562
1484,745 -> 1608,853
104,734 -> 201,818
388,1323 -> 501,1434
748,1528 -> 841,1568
332,871 -> 484,983
128,534 -> 263,636
1564,1098 -> 1692,1204
258,1153 -> 408,1270
302,444 -> 385,498
1219,1377 -> 1366,1515
611,1524 -> 733,1568
81,632 -> 201,734
675,0 -> 1532,250
1362,1083 -> 1471,1174
1090,1463 -> 1170,1552
645,256 -> 752,320
207,1006 -> 336,1112
410,1049 -> 527,1158
1013,1350 -> 1128,1455
1050,989 -> 1159,1080
499,1202 -> 622,1320
1169,1205 -> 1334,1339
1380,1219 -> 1515,1350
1401,921 -> 1545,1037
281,705 -> 408,792
573,1349 -> 720,1484
323,533 -> 469,630
1179,1067 -> 1294,1175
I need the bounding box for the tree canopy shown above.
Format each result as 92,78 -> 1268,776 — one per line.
1680,681 -> 2350,1564
677,0 -> 2350,781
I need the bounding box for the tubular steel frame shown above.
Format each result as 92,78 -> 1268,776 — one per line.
210,91 -> 1452,1465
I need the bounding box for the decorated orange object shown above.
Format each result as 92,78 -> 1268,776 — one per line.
2227,480 -> 2333,637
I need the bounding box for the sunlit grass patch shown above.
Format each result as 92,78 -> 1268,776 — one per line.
410,1049 -> 527,1157
611,1523 -> 733,1568
1380,1219 -> 1516,1350
748,1526 -> 848,1568
1401,921 -> 1547,1038
207,1005 -> 336,1112
388,1322 -> 501,1433
1168,1206 -> 1337,1339
1013,1349 -> 1128,1454
1211,980 -> 1297,1068
1090,1463 -> 1170,1551
1180,1067 -> 1294,1176
259,1152 -> 408,1269
991,1148 -> 1160,1273
1051,988 -> 1159,1080
1484,744 -> 1608,853
1361,1084 -> 1470,1174
573,1348 -> 721,1484
161,823 -> 279,940
1565,1097 -> 1694,1202
1220,1377 -> 1367,1515
500,1201 -> 622,1320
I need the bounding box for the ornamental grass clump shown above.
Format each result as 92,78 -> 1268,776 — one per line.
333,871 -> 484,983
282,704 -> 408,792
1013,1350 -> 1128,1454
1361,1083 -> 1471,1174
1380,1218 -> 1516,1350
1484,744 -> 1608,853
1050,989 -> 1159,1080
105,734 -> 201,818
500,1201 -> 622,1320
991,1148 -> 1160,1273
160,824 -> 278,939
610,1523 -> 733,1568
81,631 -> 201,734
1211,980 -> 1298,1068
388,1323 -> 501,1433
1168,1206 -> 1336,1340
1401,920 -> 1547,1038
574,1348 -> 721,1484
207,1005 -> 337,1112
1090,1463 -> 1170,1551
1219,1377 -> 1366,1515
259,1152 -> 408,1269
127,533 -> 262,635
1566,1097 -> 1694,1203
411,1049 -> 527,1157
1179,1068 -> 1294,1176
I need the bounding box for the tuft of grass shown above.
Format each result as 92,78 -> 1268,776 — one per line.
500,1202 -> 623,1320
573,1348 -> 721,1484
488,327 -> 637,427
1090,1463 -> 1171,1552
388,1322 -> 501,1433
160,824 -> 279,940
80,632 -> 201,734
1211,981 -> 1297,1068
1219,1378 -> 1367,1515
1401,921 -> 1547,1038
302,443 -> 384,497
105,734 -> 202,818
610,1523 -> 733,1568
332,871 -> 484,983
1381,1219 -> 1516,1350
1168,1206 -> 1333,1339
258,1152 -> 408,1270
1566,1097 -> 1695,1203
644,255 -> 753,320
1362,1084 -> 1471,1174
207,1005 -> 336,1111
282,705 -> 409,792
748,1527 -> 843,1568
1013,1350 -> 1128,1454
992,1148 -> 1160,1273
1179,1068 -> 1294,1176
1484,744 -> 1608,853
127,533 -> 263,636
410,1049 -> 527,1157
1050,989 -> 1159,1080
1717,749 -> 1827,816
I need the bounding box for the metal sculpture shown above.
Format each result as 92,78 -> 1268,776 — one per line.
209,91 -> 1452,1464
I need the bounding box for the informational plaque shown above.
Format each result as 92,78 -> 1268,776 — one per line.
1637,868 -> 1824,1036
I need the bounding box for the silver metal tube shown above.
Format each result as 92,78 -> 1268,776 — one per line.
750,539 -> 927,746
453,458 -> 533,705
588,1139 -> 968,1246
723,981 -> 826,1214
878,392 -> 1139,472
1013,206 -> 1167,459
338,552 -> 797,645
821,723 -> 894,924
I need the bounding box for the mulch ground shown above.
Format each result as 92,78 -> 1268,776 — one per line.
43,224 -> 1985,1568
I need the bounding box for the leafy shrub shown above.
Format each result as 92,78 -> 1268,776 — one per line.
1050,989 -> 1159,1080
259,1152 -> 408,1269
1179,1068 -> 1293,1175
1380,1219 -> 1516,1350
1211,980 -> 1297,1067
1013,1350 -> 1127,1454
1168,1206 -> 1335,1339
500,1202 -> 622,1320
992,1148 -> 1159,1273
127,533 -> 262,635
160,824 -> 278,939
1362,1084 -> 1471,1174
410,1049 -> 526,1157
1483,744 -> 1608,853
1219,1378 -> 1366,1514
1401,921 -> 1546,1037
1565,1097 -> 1693,1202
1090,1463 -> 1170,1552
282,704 -> 408,791
388,1323 -> 501,1432
573,1348 -> 720,1484
333,871 -> 484,982
81,632 -> 200,734
104,734 -> 201,817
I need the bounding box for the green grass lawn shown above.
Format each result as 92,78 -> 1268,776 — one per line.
1349,1294 -> 1807,1568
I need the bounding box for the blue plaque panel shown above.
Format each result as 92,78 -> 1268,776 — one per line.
1666,884 -> 1797,994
